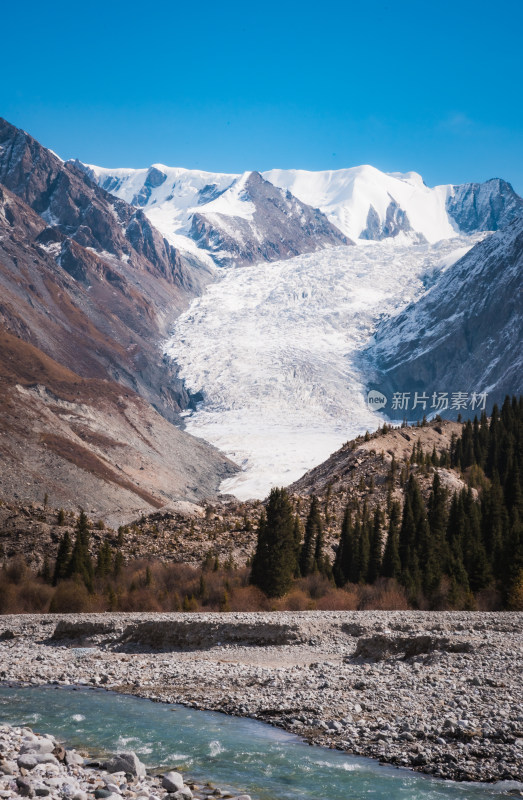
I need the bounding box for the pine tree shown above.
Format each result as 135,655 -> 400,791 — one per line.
251,488 -> 297,597
333,504 -> 353,587
52,531 -> 71,586
367,508 -> 383,583
292,515 -> 304,576
66,511 -> 94,591
113,550 -> 124,578
299,496 -> 322,577
381,501 -> 401,579
313,512 -> 329,576
96,540 -> 113,578
425,471 -> 448,591
357,518 -> 370,583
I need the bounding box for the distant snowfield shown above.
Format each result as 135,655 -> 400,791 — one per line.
164,236 -> 483,500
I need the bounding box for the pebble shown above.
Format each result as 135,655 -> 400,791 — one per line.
0,610 -> 522,783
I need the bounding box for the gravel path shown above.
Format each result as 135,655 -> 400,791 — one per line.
0,611 -> 522,785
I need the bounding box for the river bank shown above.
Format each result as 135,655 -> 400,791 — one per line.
0,611 -> 522,785
0,721 -> 247,800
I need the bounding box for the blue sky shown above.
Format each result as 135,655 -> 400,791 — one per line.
2,0 -> 522,192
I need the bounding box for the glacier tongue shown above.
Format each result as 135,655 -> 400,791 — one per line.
165,237 -> 483,500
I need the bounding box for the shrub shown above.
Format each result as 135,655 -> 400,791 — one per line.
49,580 -> 92,613
315,587 -> 359,610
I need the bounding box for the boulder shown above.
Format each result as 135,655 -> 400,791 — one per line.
65,749 -> 84,767
162,771 -> 184,792
16,777 -> 34,797
104,752 -> 146,777
172,789 -> 192,800
17,754 -> 38,771
20,739 -> 55,755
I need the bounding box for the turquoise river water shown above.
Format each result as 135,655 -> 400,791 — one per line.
0,685 -> 520,800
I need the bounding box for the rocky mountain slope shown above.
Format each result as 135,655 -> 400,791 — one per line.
0,328 -> 236,519
366,215 -> 523,414
0,119 -> 237,513
0,119 -> 210,292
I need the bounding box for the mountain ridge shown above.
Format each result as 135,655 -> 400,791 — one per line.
82,159 -> 523,259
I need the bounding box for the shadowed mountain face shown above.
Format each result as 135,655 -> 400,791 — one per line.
0,120 -> 237,514
0,118 -> 212,291
446,179 -> 523,234
0,181 -> 193,422
366,216 -> 523,416
0,118 -> 218,421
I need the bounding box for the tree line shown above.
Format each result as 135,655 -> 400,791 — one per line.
251,396 -> 523,608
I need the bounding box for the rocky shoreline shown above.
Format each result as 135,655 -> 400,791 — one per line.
0,611 -> 522,787
0,723 -> 249,800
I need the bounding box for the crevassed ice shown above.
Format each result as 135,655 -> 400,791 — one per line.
165,237 -> 482,500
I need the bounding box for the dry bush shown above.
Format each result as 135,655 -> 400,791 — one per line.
358,579 -> 409,610
297,573 -> 332,599
4,557 -> 30,585
278,588 -> 311,611
227,585 -> 270,612
49,580 -> 92,613
199,571 -> 227,608
117,587 -> 163,612
315,587 -> 359,610
13,580 -> 53,613
474,586 -> 503,611
0,582 -> 17,613
160,563 -> 200,598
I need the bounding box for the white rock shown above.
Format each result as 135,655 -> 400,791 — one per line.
161,772 -> 184,792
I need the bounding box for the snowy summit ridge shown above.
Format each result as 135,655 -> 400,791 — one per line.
77,161 -> 523,265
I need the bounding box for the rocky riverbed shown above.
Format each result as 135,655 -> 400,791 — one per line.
0,612 -> 522,786
0,723 -> 249,800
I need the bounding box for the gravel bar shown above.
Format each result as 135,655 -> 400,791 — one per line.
0,611 -> 522,785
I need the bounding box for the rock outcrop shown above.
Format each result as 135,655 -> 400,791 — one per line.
366,216 -> 523,414
189,171 -> 352,266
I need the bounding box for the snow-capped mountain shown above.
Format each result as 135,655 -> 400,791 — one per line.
81,160 -> 523,263
75,155 -> 523,497
188,171 -> 351,266
264,168 -> 523,242
77,163 -> 351,267
365,216 -> 523,415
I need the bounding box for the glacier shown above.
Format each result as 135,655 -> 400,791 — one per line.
165,236 -> 484,500
79,157 -> 521,499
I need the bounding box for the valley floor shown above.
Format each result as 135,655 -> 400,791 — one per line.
1,611 -> 522,784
